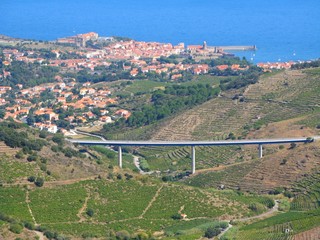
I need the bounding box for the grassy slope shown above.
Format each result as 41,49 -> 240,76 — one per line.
129,69 -> 318,177
225,169 -> 320,239
0,179 -> 274,238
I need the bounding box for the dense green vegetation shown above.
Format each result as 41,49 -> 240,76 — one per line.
291,59 -> 320,69
219,67 -> 262,90
2,61 -> 59,88
0,121 -> 46,151
103,84 -> 220,133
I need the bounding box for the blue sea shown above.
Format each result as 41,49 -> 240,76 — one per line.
1,0 -> 320,63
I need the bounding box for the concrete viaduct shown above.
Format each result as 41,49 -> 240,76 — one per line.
69,137 -> 313,174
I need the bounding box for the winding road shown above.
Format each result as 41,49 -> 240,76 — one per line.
218,200 -> 280,239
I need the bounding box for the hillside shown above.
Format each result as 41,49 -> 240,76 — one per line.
151,69 -> 320,141
134,69 -> 320,187
1,67 -> 320,239
0,121 -> 280,239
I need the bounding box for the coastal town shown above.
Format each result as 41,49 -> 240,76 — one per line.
0,32 -> 299,134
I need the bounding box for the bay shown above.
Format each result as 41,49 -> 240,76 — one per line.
1,0 -> 320,62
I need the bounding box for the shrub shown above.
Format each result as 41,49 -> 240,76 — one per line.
289,143 -> 297,149
116,230 -> 131,240
27,155 -> 37,162
284,190 -> 294,198
248,202 -> 265,212
248,203 -> 258,211
64,151 -> 73,158
40,157 -> 48,164
124,173 -> 133,180
27,176 -> 36,182
280,159 -> 287,165
162,176 -> 173,182
51,145 -> 60,152
40,164 -> 47,172
39,131 -> 48,139
35,177 -> 44,187
204,227 -> 221,238
171,213 -> 182,220
35,225 -> 47,232
82,232 -> 97,238
9,223 -> 23,234
132,231 -> 149,240
52,133 -> 64,145
86,208 -> 94,217
24,221 -> 35,230
44,230 -> 56,239
15,151 -> 24,159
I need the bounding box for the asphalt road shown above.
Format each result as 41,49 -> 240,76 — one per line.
68,137 -> 315,147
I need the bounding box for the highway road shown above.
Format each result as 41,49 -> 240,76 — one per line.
68,136 -> 317,172
68,137 -> 314,147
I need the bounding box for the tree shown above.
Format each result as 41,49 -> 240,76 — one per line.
171,213 -> 182,220
35,177 -> 44,187
39,130 -> 48,138
0,110 -> 5,119
52,133 -> 64,145
86,208 -> 94,217
204,227 -> 221,238
27,176 -> 36,182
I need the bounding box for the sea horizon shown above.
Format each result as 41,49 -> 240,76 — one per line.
1,0 -> 320,63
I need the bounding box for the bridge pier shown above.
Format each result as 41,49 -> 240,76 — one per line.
191,146 -> 196,174
118,146 -> 122,168
258,144 -> 263,158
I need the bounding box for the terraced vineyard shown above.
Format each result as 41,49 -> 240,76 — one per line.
184,160 -> 261,190
223,166 -> 320,239
290,170 -> 320,211
0,179 -> 275,239
227,210 -> 320,240
152,69 -> 320,141
137,145 -> 250,171
0,142 -> 18,156
0,156 -> 42,183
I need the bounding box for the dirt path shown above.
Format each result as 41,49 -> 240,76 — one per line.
236,200 -> 279,222
218,223 -> 233,239
133,155 -> 154,175
6,175 -> 98,188
34,231 -> 45,240
73,129 -> 107,141
25,190 -> 37,225
133,155 -> 144,174
191,161 -> 247,176
77,190 -> 90,222
218,200 -> 280,239
139,185 -> 164,218
26,191 -> 46,239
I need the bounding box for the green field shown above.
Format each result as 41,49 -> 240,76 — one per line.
225,210 -> 320,240
0,179 -> 278,238
222,169 -> 320,239
0,187 -> 33,222
0,156 -> 42,183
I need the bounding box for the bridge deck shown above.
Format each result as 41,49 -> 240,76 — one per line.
69,138 -> 312,147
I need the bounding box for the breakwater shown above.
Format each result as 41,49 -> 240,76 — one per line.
208,45 -> 257,51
